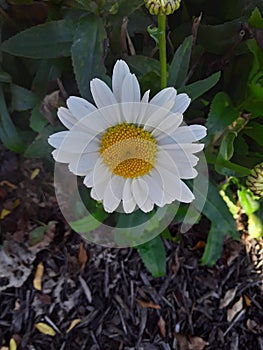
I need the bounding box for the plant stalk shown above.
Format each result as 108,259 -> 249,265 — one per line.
158,14 -> 167,89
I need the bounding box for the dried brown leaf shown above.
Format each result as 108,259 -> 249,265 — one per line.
219,287 -> 237,309
78,242 -> 88,272
227,297 -> 243,322
136,299 -> 161,309
158,316 -> 166,338
192,241 -> 206,251
189,336 -> 209,350
174,333 -> 208,350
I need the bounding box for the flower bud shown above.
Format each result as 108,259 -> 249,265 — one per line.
145,0 -> 181,16
246,162 -> 263,197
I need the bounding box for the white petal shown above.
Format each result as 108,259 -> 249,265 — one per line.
175,180 -> 195,202
143,104 -> 172,130
144,170 -> 166,206
141,90 -> 150,103
103,177 -> 123,212
151,112 -> 183,138
122,178 -> 137,213
91,167 -> 112,200
171,93 -> 191,114
90,78 -> 117,108
66,96 -> 96,119
48,131 -> 68,149
140,196 -> 154,213
121,102 -> 140,123
112,60 -> 130,102
162,147 -> 199,167
131,177 -> 151,211
68,152 -> 100,176
57,107 -> 77,129
161,143 -> 204,154
121,73 -> 141,103
52,149 -> 76,163
49,131 -> 91,153
157,148 -> 197,179
172,125 -> 207,143
156,165 -> 194,203
150,87 -> 177,107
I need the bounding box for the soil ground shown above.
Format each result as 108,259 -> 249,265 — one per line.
0,148 -> 262,350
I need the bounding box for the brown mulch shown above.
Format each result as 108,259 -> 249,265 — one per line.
0,149 -> 263,350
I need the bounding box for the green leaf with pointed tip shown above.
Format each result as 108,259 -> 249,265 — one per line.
237,188 -> 260,215
137,235 -> 166,277
71,16 -> 106,100
125,55 -> 160,77
10,84 -> 37,112
206,92 -> 239,136
201,225 -> 225,266
168,35 -> 193,88
0,85 -> 26,153
248,7 -> 263,29
178,72 -> 221,101
1,20 -> 74,58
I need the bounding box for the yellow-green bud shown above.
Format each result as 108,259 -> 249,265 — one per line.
246,162 -> 263,198
145,0 -> 181,16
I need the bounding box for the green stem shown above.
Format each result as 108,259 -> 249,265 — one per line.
158,14 -> 167,89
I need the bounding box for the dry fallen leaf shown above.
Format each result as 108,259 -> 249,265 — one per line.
9,338 -> 17,350
192,241 -> 206,251
219,287 -> 237,309
189,336 -> 209,350
30,168 -> 40,180
35,322 -> 56,336
78,242 -> 88,272
158,316 -> 166,338
33,262 -> 44,291
243,294 -> 251,307
174,333 -> 208,350
227,297 -> 243,322
0,208 -> 11,219
66,319 -> 81,333
136,299 -> 161,309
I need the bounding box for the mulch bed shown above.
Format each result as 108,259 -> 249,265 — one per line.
0,148 -> 263,350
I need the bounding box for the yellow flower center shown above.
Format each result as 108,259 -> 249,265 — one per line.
100,123 -> 157,178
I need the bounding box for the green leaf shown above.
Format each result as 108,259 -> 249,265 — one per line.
245,121 -> 263,147
116,0 -> 144,17
201,179 -> 238,238
125,55 -> 160,77
23,126 -> 53,158
168,35 -> 193,88
30,103 -> 48,133
200,180 -> 239,265
237,188 -> 260,215
201,225 -> 225,266
248,7 -> 263,28
137,235 -> 166,277
0,85 -> 26,153
1,20 -> 74,58
0,71 -> 12,83
248,213 -> 263,239
178,72 -> 221,101
206,92 -> 239,136
10,84 -> 37,111
71,16 -> 106,100
147,25 -> 159,46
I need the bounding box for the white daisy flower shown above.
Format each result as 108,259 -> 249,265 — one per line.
48,60 -> 206,214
